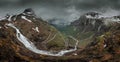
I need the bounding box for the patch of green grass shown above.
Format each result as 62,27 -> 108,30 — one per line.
46,32 -> 66,50
52,25 -> 95,48
55,25 -> 79,36
76,31 -> 94,40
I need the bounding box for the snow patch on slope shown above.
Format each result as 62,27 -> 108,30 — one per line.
103,17 -> 120,25
32,27 -> 39,33
111,18 -> 120,22
0,26 -> 2,29
21,16 -> 32,22
104,44 -> 107,48
85,15 -> 98,19
8,15 -> 13,21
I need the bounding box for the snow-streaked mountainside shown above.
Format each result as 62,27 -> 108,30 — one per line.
1,9 -> 120,62
71,12 -> 120,34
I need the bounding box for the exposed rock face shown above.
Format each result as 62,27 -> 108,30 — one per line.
71,12 -> 120,36
23,8 -> 36,16
85,12 -> 100,18
71,12 -> 101,33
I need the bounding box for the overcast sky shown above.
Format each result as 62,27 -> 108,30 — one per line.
0,0 -> 120,24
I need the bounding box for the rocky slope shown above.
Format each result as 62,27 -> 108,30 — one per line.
77,23 -> 120,62
71,12 -> 120,35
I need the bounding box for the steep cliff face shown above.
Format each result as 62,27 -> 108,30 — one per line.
71,12 -> 104,34
70,12 -> 120,39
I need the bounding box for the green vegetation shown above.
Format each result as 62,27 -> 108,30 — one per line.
46,33 -> 65,50
54,25 -> 79,36
52,25 -> 95,48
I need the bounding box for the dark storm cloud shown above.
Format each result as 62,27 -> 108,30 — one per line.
73,0 -> 120,10
1,0 -> 120,9
0,0 -> 120,25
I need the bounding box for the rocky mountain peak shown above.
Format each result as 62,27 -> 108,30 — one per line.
70,12 -> 120,38
0,8 -> 38,22
85,12 -> 100,16
84,12 -> 101,19
22,8 -> 36,16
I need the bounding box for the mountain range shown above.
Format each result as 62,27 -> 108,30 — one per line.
0,9 -> 120,62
